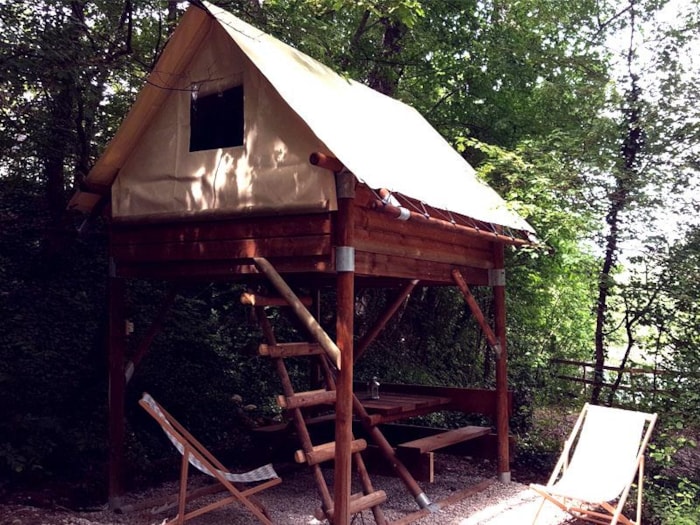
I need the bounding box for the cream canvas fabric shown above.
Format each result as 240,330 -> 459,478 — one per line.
112,16 -> 337,219
205,1 -> 534,233
141,393 -> 278,483
80,1 -> 534,235
530,403 -> 657,525
542,405 -> 647,502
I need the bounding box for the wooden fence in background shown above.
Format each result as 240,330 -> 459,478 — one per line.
549,358 -> 684,398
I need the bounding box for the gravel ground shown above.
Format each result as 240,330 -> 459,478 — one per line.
0,455 -> 581,525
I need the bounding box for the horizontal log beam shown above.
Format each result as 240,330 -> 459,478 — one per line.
111,235 -> 331,262
278,389 -> 336,409
113,256 -> 333,280
241,292 -> 313,307
111,213 -> 332,244
309,152 -> 344,172
355,203 -> 493,252
355,229 -> 493,269
258,342 -> 325,358
371,200 -> 530,247
295,439 -> 367,465
354,251 -> 489,285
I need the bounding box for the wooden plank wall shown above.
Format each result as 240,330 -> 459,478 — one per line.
109,213 -> 333,279
108,184 -> 497,284
353,185 -> 493,285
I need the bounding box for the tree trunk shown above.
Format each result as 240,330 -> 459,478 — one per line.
367,17 -> 407,96
591,15 -> 644,403
591,200 -> 622,404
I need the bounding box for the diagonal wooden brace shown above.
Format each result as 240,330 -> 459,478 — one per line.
452,269 -> 502,358
253,257 -> 342,369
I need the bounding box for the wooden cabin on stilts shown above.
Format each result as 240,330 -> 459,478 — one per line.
68,2 -> 537,523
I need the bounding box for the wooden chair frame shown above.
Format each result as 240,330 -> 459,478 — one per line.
139,393 -> 281,525
530,403 -> 656,525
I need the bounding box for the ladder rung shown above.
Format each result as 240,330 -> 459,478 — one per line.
316,490 -> 388,521
295,439 -> 367,465
258,342 -> 324,357
277,389 -> 336,409
241,292 -> 313,307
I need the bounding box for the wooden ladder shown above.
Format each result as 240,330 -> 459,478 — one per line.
254,304 -> 388,525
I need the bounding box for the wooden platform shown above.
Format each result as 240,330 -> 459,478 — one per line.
357,392 -> 451,425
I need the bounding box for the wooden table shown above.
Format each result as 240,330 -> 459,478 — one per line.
356,392 -> 452,425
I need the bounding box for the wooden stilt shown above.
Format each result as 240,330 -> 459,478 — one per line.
334,169 -> 356,525
108,275 -> 127,509
452,262 -> 510,482
492,244 -> 510,482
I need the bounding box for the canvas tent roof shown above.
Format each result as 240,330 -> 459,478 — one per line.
69,1 -> 534,236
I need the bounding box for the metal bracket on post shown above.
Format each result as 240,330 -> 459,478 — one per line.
415,492 -> 439,513
335,246 -> 355,272
489,268 -> 506,287
336,168 -> 355,199
109,257 -> 117,278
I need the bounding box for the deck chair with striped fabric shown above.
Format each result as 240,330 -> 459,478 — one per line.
530,403 -> 657,525
139,393 -> 281,525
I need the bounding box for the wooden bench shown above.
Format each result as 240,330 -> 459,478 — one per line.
396,426 -> 491,482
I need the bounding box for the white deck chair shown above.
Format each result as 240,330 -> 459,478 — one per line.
530,403 -> 657,525
139,393 -> 281,525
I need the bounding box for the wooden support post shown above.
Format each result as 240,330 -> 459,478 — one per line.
492,245 -> 511,482
354,279 -> 418,363
452,263 -> 510,481
108,275 -> 127,509
334,168 -> 356,525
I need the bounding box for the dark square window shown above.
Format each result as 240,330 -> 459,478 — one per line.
189,85 -> 244,152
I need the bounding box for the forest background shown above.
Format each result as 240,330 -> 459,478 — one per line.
1,1 -> 699,523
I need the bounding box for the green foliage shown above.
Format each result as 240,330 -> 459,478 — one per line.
647,476 -> 700,525
0,176 -> 109,491
513,406 -> 575,474
355,286 -> 491,388
647,429 -> 700,525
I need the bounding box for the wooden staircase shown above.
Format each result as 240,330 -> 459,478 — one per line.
243,280 -> 485,522
254,304 -> 388,524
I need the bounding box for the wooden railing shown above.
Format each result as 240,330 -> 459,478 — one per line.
549,358 -> 691,399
